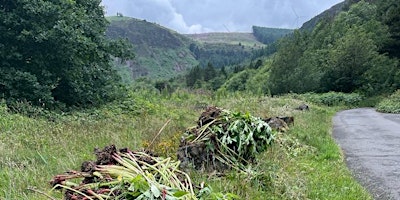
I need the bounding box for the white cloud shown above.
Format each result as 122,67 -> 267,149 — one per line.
101,0 -> 344,33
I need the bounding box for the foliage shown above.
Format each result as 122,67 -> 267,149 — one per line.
185,63 -> 226,90
267,30 -> 310,94
376,90 -> 400,113
208,109 -> 274,162
181,107 -> 274,171
293,92 -> 363,107
267,1 -> 400,96
376,0 -> 400,58
0,0 -> 134,108
216,60 -> 272,95
188,42 -> 253,68
219,70 -> 253,92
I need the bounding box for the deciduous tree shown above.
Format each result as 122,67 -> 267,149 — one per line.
0,0 -> 133,108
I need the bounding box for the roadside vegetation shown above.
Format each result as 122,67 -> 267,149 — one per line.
376,90 -> 400,113
0,90 -> 372,199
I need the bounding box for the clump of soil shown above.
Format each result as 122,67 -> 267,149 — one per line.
94,144 -> 118,165
263,116 -> 294,132
198,106 -> 222,126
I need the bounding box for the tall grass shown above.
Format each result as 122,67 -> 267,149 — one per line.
0,90 -> 371,199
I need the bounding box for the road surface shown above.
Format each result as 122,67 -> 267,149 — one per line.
333,108 -> 400,200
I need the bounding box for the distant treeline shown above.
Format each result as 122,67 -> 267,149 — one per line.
252,26 -> 293,45
189,43 -> 252,68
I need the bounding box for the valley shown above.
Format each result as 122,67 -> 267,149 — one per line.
0,0 -> 399,199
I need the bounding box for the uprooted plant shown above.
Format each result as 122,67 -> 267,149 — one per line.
178,106 -> 274,173
44,145 -> 238,200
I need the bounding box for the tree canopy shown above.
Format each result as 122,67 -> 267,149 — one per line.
0,0 -> 133,109
267,1 -> 399,95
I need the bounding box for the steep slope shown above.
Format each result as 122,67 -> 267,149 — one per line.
185,32 -> 268,67
300,0 -> 378,32
300,1 -> 346,31
106,16 -> 198,80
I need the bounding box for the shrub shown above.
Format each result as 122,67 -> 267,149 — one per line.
376,90 -> 400,113
299,92 -> 363,107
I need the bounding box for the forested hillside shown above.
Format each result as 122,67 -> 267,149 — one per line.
267,0 -> 399,96
106,17 -> 198,79
106,17 -> 277,80
189,0 -> 399,98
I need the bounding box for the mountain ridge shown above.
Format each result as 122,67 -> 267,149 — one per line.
105,16 -> 289,80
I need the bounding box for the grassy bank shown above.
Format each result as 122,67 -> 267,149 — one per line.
0,90 -> 371,199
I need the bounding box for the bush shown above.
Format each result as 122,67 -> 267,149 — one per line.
298,92 -> 363,107
376,90 -> 400,113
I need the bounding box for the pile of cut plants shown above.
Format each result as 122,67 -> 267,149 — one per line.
46,145 -> 238,200
44,107 -> 278,199
177,106 -> 275,172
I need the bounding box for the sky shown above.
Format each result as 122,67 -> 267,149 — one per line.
101,0 -> 344,34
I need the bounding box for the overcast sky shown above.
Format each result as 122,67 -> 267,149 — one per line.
101,0 -> 344,34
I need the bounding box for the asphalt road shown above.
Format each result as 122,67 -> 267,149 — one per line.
333,108 -> 400,200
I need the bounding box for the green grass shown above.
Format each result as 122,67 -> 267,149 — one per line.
106,16 -> 132,22
0,90 -> 371,199
186,32 -> 265,47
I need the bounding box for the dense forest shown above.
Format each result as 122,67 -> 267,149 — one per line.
189,42 -> 253,67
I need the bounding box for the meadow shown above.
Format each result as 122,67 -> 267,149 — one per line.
0,89 -> 371,199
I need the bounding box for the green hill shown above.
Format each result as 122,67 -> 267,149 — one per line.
186,32 -> 264,47
106,16 -> 274,80
106,16 -> 198,80
105,17 -> 298,81
186,32 -> 269,67
105,17 -> 266,80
